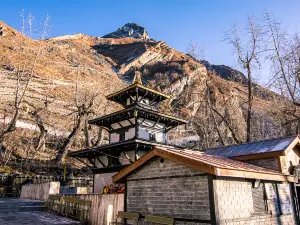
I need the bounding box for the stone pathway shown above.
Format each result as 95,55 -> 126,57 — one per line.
0,198 -> 83,225
0,211 -> 82,225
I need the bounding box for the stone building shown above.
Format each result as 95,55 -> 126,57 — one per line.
205,135 -> 300,176
113,146 -> 296,225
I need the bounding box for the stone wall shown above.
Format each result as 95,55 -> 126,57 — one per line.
219,214 -> 295,225
213,177 -> 254,220
213,177 -> 296,225
127,157 -> 211,224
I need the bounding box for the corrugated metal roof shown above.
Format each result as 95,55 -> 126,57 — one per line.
205,136 -> 298,158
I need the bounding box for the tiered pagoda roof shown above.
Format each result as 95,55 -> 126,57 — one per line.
68,72 -> 188,173
89,105 -> 187,129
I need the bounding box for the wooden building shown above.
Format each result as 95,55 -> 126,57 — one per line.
113,146 -> 297,225
68,73 -> 187,192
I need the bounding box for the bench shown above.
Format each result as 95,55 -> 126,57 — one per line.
47,195 -> 92,222
110,211 -> 140,225
47,194 -> 61,211
144,215 -> 174,225
60,196 -> 92,220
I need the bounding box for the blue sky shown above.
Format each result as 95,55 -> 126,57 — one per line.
1,0 -> 299,84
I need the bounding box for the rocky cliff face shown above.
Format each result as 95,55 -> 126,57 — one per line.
103,23 -> 149,39
0,21 -> 289,172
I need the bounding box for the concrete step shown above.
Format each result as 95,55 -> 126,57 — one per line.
0,205 -> 47,213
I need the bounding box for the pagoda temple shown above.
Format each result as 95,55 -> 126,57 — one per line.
68,72 -> 187,192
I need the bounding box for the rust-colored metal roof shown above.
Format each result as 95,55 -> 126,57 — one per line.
113,146 -> 295,183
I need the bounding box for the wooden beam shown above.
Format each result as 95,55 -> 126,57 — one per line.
88,158 -> 96,168
96,156 -> 106,168
92,165 -> 128,174
217,168 -> 295,182
74,157 -> 93,169
123,152 -> 133,164
138,90 -> 148,103
113,150 -> 155,183
232,151 -> 286,161
284,137 -> 300,155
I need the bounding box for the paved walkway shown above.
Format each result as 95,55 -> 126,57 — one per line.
0,198 -> 82,225
0,211 -> 82,225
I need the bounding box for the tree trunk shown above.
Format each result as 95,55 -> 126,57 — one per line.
83,117 -> 90,148
246,64 -> 253,142
56,114 -> 85,164
92,128 -> 104,147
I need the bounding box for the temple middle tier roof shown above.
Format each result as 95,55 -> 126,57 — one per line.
89,105 -> 187,130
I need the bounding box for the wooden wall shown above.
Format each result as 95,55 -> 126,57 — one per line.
20,182 -> 60,201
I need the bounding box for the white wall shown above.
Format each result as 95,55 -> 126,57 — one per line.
110,133 -> 119,143
125,128 -> 135,140
20,182 -> 60,201
93,173 -> 116,193
138,126 -> 166,143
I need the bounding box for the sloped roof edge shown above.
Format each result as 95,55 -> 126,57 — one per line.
205,135 -> 300,160
112,147 -> 295,183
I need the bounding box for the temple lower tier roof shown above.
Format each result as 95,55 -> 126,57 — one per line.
67,138 -> 184,158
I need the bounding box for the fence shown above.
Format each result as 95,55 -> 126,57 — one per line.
0,174 -> 93,197
48,194 -> 124,225
20,182 -> 60,201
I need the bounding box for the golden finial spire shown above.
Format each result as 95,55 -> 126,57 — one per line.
133,71 -> 143,85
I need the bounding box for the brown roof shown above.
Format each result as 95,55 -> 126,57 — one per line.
113,146 -> 295,183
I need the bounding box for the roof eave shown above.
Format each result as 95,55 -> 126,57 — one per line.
88,106 -> 188,126
232,150 -> 286,161
217,168 -> 295,183
113,147 -> 295,183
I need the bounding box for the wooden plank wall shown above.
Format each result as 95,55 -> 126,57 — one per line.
62,194 -> 124,225
20,182 -> 60,201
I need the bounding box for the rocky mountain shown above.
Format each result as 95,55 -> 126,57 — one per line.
102,23 -> 149,39
0,21 -> 291,174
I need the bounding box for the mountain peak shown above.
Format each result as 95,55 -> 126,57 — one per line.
102,23 -> 149,39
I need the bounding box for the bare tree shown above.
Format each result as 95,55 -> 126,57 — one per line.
0,12 -> 51,160
264,10 -> 300,134
225,16 -> 261,142
55,68 -> 101,164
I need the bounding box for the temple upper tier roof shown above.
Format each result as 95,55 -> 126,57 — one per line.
106,83 -> 170,106
106,70 -> 170,107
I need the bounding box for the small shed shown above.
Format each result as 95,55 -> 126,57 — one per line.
205,135 -> 300,175
113,147 -> 297,225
